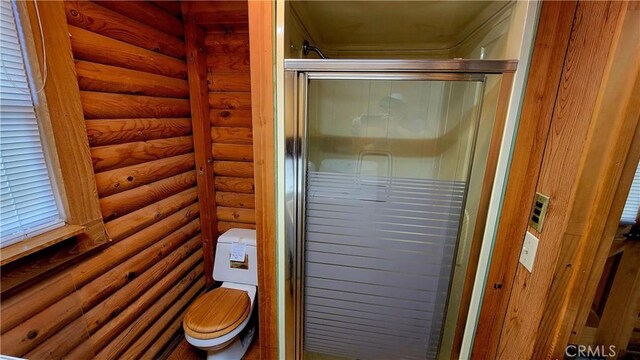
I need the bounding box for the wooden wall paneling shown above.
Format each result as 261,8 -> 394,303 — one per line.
149,1 -> 183,18
85,248 -> 202,338
218,221 -> 257,234
94,153 -> 195,197
183,2 -> 218,287
212,143 -> 254,161
90,136 -> 194,173
119,286 -> 204,360
1,1 -> 205,357
99,171 -> 197,221
213,161 -> 255,178
67,261 -> 204,359
208,72 -> 252,92
93,266 -> 205,360
217,207 -> 256,224
68,26 -> 188,79
75,61 -> 190,98
64,1 -> 185,59
205,31 -> 250,55
182,1 -> 248,27
248,1 -> 278,358
210,91 -> 253,110
105,188 -> 199,242
86,118 -> 193,147
0,203 -> 199,333
571,80 -> 640,345
491,2 -> 627,359
211,109 -> 253,127
216,192 -> 255,209
80,92 -> 191,119
92,1 -> 185,38
11,233 -> 201,358
534,3 -> 640,356
211,127 -> 253,144
215,177 -> 255,194
471,2 -> 578,357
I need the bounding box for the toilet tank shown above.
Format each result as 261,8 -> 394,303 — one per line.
212,229 -> 258,286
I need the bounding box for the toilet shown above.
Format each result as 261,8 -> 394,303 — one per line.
183,229 -> 258,359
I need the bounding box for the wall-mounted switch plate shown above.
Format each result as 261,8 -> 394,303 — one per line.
519,231 -> 539,273
529,192 -> 550,232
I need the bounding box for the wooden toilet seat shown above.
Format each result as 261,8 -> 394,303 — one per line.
183,287 -> 251,340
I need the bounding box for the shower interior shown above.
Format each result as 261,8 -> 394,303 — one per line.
284,1 -> 529,358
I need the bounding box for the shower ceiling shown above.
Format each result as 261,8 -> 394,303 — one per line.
290,1 -> 509,54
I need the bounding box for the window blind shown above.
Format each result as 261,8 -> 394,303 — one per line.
0,0 -> 63,247
621,162 -> 640,224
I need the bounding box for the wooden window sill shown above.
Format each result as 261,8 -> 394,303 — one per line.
0,224 -> 85,266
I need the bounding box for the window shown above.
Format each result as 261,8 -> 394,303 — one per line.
0,0 -> 63,247
621,162 -> 640,225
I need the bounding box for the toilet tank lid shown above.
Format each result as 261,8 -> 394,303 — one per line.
218,228 -> 257,247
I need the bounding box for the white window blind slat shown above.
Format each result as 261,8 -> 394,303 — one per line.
621,162 -> 640,224
0,0 -> 63,247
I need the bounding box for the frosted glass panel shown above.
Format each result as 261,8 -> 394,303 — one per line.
303,79 -> 484,359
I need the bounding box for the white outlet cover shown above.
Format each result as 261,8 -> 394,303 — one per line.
519,231 -> 539,273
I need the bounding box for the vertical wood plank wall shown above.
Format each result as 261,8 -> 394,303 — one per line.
206,20 -> 257,235
0,1 -> 205,358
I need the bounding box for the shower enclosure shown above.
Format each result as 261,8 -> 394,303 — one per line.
284,59 -> 516,359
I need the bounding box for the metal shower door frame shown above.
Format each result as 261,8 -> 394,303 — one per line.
283,59 -> 516,360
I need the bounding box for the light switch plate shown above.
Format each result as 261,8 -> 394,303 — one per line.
519,231 -> 539,273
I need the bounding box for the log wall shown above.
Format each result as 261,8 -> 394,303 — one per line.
0,1 -> 205,358
205,18 -> 257,234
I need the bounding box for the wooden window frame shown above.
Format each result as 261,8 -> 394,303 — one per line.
1,2 -> 108,267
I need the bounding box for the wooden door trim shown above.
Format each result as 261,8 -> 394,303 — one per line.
182,3 -> 218,287
471,1 -> 579,357
248,2 -> 278,359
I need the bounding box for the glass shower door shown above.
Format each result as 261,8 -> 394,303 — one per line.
300,76 -> 485,360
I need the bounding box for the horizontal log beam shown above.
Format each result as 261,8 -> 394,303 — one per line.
86,118 -> 192,148
91,136 -> 193,173
76,61 -> 189,98
204,32 -> 249,54
209,91 -> 252,110
208,72 -> 251,92
69,26 -> 187,79
149,1 -> 182,17
210,109 -> 252,128
216,192 -> 255,209
6,226 -> 200,357
93,1 -> 184,38
217,207 -> 255,224
218,221 -> 256,234
81,92 -> 191,119
0,203 -> 199,334
118,277 -> 202,359
92,261 -> 204,358
65,1 -> 185,59
95,153 -> 195,197
100,171 -> 197,221
105,188 -> 198,242
83,238 -> 202,336
182,1 -> 248,27
214,176 -> 254,193
207,53 -> 250,72
212,143 -> 253,161
213,161 -> 254,178
211,127 -> 252,144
